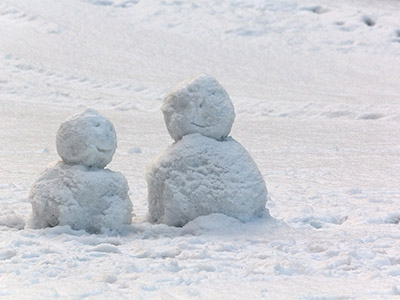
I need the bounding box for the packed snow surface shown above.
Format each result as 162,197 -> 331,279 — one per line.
147,134 -> 268,226
56,109 -> 117,168
27,161 -> 132,233
162,74 -> 235,142
1,0 -> 400,298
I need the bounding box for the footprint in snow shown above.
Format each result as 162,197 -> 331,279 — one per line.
362,15 -> 375,27
300,6 -> 329,14
394,30 -> 400,43
357,113 -> 384,120
80,0 -> 139,8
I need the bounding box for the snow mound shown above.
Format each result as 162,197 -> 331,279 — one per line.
27,162 -> 132,233
146,134 -> 268,226
182,213 -> 243,235
0,214 -> 25,230
56,109 -> 117,168
162,74 -> 235,142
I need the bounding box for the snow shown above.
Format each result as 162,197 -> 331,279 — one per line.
56,109 -> 117,168
162,74 -> 235,142
27,162 -> 132,233
0,0 -> 400,298
146,134 -> 268,226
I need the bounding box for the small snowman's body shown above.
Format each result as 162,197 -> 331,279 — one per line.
27,110 -> 132,233
147,75 -> 268,226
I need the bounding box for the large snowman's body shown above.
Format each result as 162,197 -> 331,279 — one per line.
27,110 -> 133,233
147,134 -> 267,226
147,75 -> 268,226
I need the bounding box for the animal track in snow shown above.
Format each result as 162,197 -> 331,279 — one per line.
0,3 -> 62,34
0,55 -> 156,110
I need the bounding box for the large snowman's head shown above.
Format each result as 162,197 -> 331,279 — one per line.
162,74 -> 235,142
56,109 -> 117,168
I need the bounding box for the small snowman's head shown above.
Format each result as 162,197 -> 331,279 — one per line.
56,109 -> 117,168
162,74 -> 235,142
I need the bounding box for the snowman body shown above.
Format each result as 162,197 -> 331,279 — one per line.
147,75 -> 268,226
27,109 -> 132,233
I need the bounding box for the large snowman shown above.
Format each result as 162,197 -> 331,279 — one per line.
146,74 -> 268,226
27,109 -> 133,233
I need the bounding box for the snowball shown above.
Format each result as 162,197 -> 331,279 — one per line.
27,162 -> 133,233
56,109 -> 117,168
162,74 -> 235,141
146,134 -> 268,226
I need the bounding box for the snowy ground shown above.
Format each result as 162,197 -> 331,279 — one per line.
1,0 -> 400,299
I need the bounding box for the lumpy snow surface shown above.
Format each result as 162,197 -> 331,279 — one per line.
162,74 -> 235,142
27,162 -> 132,233
147,134 -> 268,226
56,109 -> 117,168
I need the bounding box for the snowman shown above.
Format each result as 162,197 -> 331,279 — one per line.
26,109 -> 133,233
146,74 -> 268,226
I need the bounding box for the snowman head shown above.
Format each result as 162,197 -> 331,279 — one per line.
56,109 -> 117,168
162,74 -> 235,142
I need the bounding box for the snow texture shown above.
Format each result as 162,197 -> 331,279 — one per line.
162,74 -> 235,142
147,134 -> 268,226
27,162 -> 132,233
0,213 -> 25,230
56,109 -> 117,168
1,0 -> 400,298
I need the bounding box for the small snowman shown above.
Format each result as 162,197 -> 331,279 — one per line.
27,109 -> 133,233
146,74 -> 268,226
